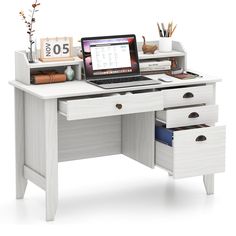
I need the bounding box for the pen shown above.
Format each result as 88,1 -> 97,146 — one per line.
158,21 -> 177,37
157,23 -> 163,37
161,23 -> 166,37
186,71 -> 202,77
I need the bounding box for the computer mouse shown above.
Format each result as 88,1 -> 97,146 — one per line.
158,77 -> 173,82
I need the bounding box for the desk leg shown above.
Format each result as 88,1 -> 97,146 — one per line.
203,174 -> 214,195
44,99 -> 58,221
15,88 -> 28,199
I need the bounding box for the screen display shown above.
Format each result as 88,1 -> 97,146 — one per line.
81,35 -> 139,79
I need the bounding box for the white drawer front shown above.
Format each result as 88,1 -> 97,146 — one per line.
59,91 -> 163,120
156,105 -> 218,128
163,85 -> 214,108
155,125 -> 225,178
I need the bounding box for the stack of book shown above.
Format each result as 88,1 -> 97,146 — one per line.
140,60 -> 171,75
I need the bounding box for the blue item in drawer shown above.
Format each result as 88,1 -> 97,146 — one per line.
155,126 -> 173,146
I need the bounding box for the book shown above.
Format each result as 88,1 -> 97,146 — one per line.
139,60 -> 171,67
168,71 -> 199,80
141,70 -> 170,75
31,72 -> 66,84
140,65 -> 171,71
140,60 -> 171,69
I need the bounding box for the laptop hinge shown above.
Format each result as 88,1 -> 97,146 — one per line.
87,74 -> 141,82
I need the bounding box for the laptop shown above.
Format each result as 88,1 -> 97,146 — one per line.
81,34 -> 160,89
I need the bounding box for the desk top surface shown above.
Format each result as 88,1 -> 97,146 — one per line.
10,73 -> 221,99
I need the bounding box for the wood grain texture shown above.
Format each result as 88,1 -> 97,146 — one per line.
58,115 -> 121,162
59,91 -> 163,120
30,58 -> 82,69
44,99 -> 58,221
24,94 -> 58,220
162,85 -> 214,108
138,50 -> 184,60
173,126 -> 225,178
122,112 -> 155,168
24,94 -> 47,176
155,126 -> 225,178
15,51 -> 30,85
73,63 -> 82,80
24,165 -> 46,190
203,174 -> 214,195
156,105 -> 218,128
14,51 -> 82,85
9,77 -> 221,100
15,88 -> 28,199
155,141 -> 173,171
137,40 -> 185,60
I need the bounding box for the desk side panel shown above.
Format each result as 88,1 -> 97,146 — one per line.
24,94 -> 48,176
15,51 -> 30,85
58,115 -> 121,162
122,112 -> 155,168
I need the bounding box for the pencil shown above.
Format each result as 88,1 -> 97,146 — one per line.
171,24 -> 177,37
170,21 -> 173,36
167,22 -> 171,37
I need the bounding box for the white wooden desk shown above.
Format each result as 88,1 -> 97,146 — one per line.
10,42 -> 225,221
10,75 -> 225,221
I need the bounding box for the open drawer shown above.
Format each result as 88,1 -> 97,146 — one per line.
156,105 -> 218,128
155,125 -> 225,178
59,91 -> 163,120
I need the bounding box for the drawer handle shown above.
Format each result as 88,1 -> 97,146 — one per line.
188,112 -> 199,118
116,104 -> 122,110
195,135 -> 207,142
183,92 -> 194,98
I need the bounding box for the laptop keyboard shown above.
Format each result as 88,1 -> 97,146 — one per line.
91,76 -> 151,85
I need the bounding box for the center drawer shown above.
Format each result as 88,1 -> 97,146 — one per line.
156,105 -> 218,128
59,91 -> 163,120
155,125 -> 225,178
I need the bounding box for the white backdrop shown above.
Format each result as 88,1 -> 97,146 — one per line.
0,0 -> 235,234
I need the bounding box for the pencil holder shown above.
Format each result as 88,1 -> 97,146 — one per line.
159,37 -> 172,52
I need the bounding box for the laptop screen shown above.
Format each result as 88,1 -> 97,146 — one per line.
81,35 -> 140,80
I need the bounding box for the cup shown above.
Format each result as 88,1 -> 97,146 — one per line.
159,37 -> 172,52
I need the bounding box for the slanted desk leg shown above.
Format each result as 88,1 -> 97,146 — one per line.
15,88 -> 28,199
44,99 -> 58,221
203,174 -> 214,195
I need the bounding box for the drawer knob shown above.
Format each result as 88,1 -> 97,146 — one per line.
188,112 -> 199,118
183,92 -> 194,98
195,135 -> 207,142
116,104 -> 122,109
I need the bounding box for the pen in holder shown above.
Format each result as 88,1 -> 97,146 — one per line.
159,37 -> 172,52
157,21 -> 177,52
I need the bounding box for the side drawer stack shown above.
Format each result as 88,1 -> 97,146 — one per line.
155,85 -> 225,178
